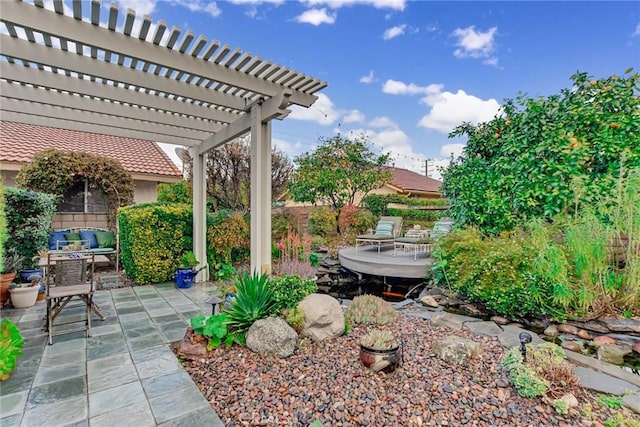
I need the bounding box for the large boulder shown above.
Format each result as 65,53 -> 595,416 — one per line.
299,293 -> 344,342
246,317 -> 298,358
176,327 -> 208,360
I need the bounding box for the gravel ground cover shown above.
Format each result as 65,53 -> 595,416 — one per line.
178,315 -> 640,426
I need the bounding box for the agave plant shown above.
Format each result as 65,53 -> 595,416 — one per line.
224,271 -> 275,336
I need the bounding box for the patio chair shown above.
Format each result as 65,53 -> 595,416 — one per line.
355,216 -> 403,253
393,227 -> 434,260
430,218 -> 455,239
45,252 -> 95,345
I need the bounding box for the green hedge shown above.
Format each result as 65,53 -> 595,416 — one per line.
118,203 -> 193,284
362,194 -> 449,217
3,187 -> 56,269
118,203 -> 251,285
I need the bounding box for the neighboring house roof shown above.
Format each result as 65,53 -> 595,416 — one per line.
0,121 -> 182,181
384,166 -> 442,196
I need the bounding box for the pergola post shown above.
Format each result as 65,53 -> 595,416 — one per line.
250,103 -> 272,275
192,150 -> 209,282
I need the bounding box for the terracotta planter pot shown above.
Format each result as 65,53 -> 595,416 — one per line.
9,286 -> 39,309
0,272 -> 17,308
359,342 -> 402,373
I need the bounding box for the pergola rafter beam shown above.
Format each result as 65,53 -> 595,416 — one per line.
0,84 -> 219,135
0,111 -> 200,147
0,35 -> 250,112
1,1 -> 325,107
1,97 -> 205,144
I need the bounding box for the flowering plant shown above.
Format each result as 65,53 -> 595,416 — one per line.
272,226 -> 317,279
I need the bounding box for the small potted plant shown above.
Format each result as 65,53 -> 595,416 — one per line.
8,280 -> 39,309
175,251 -> 199,289
359,329 -> 402,373
1,250 -> 24,308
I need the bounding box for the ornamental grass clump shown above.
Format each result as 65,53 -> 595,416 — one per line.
346,294 -> 397,325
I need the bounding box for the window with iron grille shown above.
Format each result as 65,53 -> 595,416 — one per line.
58,180 -> 108,213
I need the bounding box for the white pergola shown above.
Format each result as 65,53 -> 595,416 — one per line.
0,0 -> 327,280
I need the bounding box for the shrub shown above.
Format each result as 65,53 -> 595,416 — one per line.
118,203 -> 192,284
190,313 -> 244,349
0,318 -> 24,380
225,272 -> 275,338
307,206 -> 337,236
268,275 -> 318,316
501,343 -> 580,399
434,228 -> 555,318
351,209 -> 376,234
442,70 -> 640,234
345,294 -> 397,325
157,181 -> 191,204
208,210 -> 250,269
3,187 -> 56,269
285,306 -> 305,333
338,204 -> 360,233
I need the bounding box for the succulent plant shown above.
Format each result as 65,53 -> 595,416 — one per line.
345,294 -> 397,325
360,329 -> 397,350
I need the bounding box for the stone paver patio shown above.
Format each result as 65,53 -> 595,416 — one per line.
0,282 -> 224,427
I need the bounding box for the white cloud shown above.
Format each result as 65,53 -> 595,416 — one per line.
289,93 -> 340,124
382,79 -> 443,96
169,0 -> 222,18
228,0 -> 286,4
369,116 -> 398,129
273,137 -> 305,158
303,0 -> 406,11
452,25 -> 498,66
343,110 -> 366,123
117,0 -> 158,16
360,70 -> 376,84
425,23 -> 438,33
295,8 -> 336,25
383,24 -> 406,40
417,89 -> 500,133
439,143 -> 465,159
634,23 -> 640,37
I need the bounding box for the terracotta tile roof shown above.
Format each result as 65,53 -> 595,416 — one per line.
0,121 -> 182,177
384,166 -> 442,194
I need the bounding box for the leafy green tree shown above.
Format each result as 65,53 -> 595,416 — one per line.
442,70 -> 640,234
289,133 -> 391,210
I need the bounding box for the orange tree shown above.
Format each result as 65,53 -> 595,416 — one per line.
288,133 -> 391,232
442,70 -> 640,234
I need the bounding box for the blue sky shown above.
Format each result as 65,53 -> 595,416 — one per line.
90,1 -> 640,176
